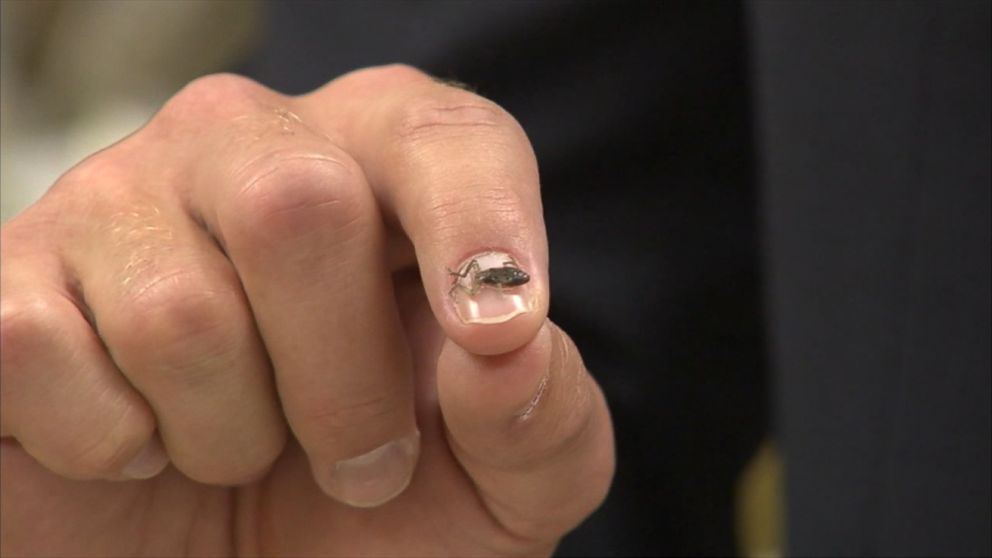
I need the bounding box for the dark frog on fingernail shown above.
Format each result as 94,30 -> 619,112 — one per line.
448,255 -> 530,296
447,251 -> 535,324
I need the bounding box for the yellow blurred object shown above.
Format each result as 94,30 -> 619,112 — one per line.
1,0 -> 261,221
736,438 -> 785,558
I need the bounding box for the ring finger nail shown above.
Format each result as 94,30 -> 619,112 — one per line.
319,430 -> 421,507
121,436 -> 169,480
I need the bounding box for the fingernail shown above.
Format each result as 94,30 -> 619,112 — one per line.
448,251 -> 535,324
122,438 -> 169,480
321,431 -> 420,508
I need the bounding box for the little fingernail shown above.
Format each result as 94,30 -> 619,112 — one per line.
122,438 -> 169,480
320,431 -> 420,508
449,251 -> 536,325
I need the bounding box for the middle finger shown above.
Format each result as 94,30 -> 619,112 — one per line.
176,76 -> 419,507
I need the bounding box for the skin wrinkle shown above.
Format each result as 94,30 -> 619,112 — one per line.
500,389 -> 595,475
117,268 -> 215,310
418,184 -> 525,245
132,483 -> 155,557
516,375 -> 549,422
553,328 -> 590,429
63,270 -> 99,329
394,101 -> 506,142
56,394 -> 135,475
57,356 -> 124,423
183,483 -> 219,556
296,389 -> 404,445
142,323 -> 246,388
400,138 -> 523,182
436,327 -> 596,547
231,152 -> 353,192
475,411 -> 601,546
443,429 -> 550,555
469,464 -> 560,552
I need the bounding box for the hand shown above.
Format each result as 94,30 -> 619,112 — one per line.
0,66 -> 614,557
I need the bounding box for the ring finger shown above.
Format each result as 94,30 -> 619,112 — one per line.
71,182 -> 286,485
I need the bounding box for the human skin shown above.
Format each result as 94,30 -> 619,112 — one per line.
0,65 -> 615,556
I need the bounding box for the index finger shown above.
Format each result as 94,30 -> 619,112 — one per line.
301,65 -> 549,355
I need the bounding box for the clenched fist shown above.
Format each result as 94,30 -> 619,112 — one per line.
0,65 -> 614,556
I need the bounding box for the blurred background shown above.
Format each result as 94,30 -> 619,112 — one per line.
1,0 -> 261,221
2,1 -> 988,557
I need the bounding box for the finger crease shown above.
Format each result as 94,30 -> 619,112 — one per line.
515,375 -> 549,423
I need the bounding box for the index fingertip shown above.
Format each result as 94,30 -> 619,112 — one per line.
435,249 -> 548,356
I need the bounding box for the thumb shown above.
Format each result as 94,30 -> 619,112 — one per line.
437,320 -> 615,546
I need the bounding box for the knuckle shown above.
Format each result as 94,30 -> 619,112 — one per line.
371,63 -> 430,81
49,149 -> 135,206
60,149 -> 128,187
49,145 -> 165,220
112,274 -> 242,383
394,91 -> 514,143
340,63 -> 430,88
0,297 -> 63,368
224,152 -> 370,245
160,73 -> 265,121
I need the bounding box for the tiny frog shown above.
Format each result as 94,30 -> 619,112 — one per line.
448,257 -> 530,296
